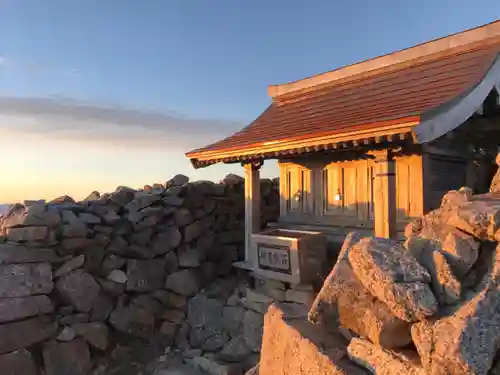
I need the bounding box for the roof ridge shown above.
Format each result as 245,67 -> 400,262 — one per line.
268,20 -> 500,98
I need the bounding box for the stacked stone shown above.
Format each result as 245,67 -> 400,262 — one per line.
306,186 -> 500,375
0,174 -> 279,375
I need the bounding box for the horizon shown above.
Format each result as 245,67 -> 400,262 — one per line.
1,1 -> 499,203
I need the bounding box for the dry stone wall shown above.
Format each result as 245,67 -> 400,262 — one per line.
0,174 -> 279,375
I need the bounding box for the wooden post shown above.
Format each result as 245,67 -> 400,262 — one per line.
369,150 -> 397,238
244,161 -> 262,266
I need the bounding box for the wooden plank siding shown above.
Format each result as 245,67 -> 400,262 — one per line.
278,154 -> 424,240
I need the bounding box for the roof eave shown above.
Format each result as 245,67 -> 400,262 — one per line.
414,53 -> 500,143
188,118 -> 420,169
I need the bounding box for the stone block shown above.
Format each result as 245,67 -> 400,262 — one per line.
0,295 -> 53,323
0,244 -> 59,264
0,263 -> 53,298
126,259 -> 166,292
0,316 -> 58,354
6,226 -> 48,242
165,269 -> 202,296
0,349 -> 38,375
56,270 -> 100,312
109,305 -> 155,340
43,338 -> 91,375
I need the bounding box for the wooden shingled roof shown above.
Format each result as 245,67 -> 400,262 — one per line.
186,20 -> 500,168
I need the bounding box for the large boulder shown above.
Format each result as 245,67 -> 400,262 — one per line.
260,304 -> 368,375
309,232 -> 411,348
405,237 -> 462,305
348,338 -> 425,375
412,283 -> 500,375
348,237 -> 438,322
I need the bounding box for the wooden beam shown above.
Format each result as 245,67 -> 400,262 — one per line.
367,150 -> 397,239
243,161 -> 262,267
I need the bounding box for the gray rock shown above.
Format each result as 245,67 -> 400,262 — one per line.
243,310 -> 264,353
58,238 -> 93,255
188,294 -> 224,328
165,251 -> 179,274
109,305 -> 155,340
0,316 -> 58,354
59,313 -> 89,326
109,188 -> 135,207
105,236 -> 129,255
348,338 -> 425,375
56,270 -> 100,312
6,226 -> 48,242
349,237 -> 438,322
162,309 -> 185,324
43,338 -> 91,375
96,275 -> 126,296
174,208 -> 192,227
56,326 -> 76,341
152,226 -> 182,255
165,269 -> 202,296
124,193 -> 162,212
308,235 -> 412,347
0,263 -> 53,298
222,306 -> 245,336
72,322 -> 109,350
184,221 -> 203,242
188,295 -> 227,351
78,212 -> 101,224
126,259 -> 166,292
178,246 -> 206,268
189,356 -> 242,375
413,284 -> 500,375
159,320 -> 178,344
54,255 -> 85,277
167,174 -> 190,187
219,336 -> 252,362
163,194 -> 184,207
61,220 -> 87,238
0,295 -> 53,323
0,349 -> 38,375
108,269 -> 127,284
447,198 -> 500,241
2,204 -> 60,228
128,228 -> 153,245
0,244 -> 59,264
132,294 -> 165,317
90,293 -> 114,322
151,290 -> 187,310
406,237 -> 461,305
101,253 -> 127,273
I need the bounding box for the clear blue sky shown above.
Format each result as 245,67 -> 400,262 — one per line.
0,0 -> 498,202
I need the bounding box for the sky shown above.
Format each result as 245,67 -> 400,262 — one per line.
0,0 -> 499,203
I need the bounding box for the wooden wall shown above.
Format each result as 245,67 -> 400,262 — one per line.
277,154 -> 423,244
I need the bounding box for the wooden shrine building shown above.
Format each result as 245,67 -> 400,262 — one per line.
186,21 -> 500,269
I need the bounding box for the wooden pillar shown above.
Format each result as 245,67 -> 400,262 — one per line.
244,161 -> 262,266
369,150 -> 397,239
